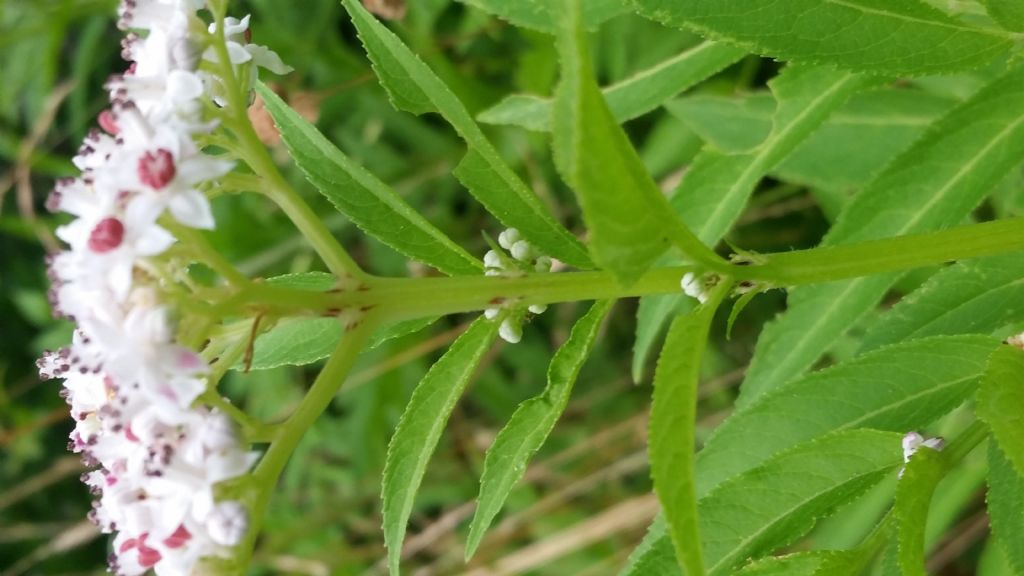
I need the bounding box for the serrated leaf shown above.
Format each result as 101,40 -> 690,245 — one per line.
700,430 -> 902,574
987,443 -> 1024,574
735,550 -> 868,576
619,515 -> 680,576
382,317 -> 498,575
737,545 -> 880,573
669,88 -> 956,192
465,300 -> 611,558
632,0 -> 1012,75
255,83 -> 481,276
624,335 -> 999,571
553,2 -> 711,285
894,447 -> 945,576
632,294 -> 694,382
739,66 -> 1024,407
622,431 -> 901,576
734,553 -> 826,576
244,273 -> 343,370
978,345 -> 1024,478
340,0 -> 591,268
478,40 -> 745,132
456,0 -> 628,34
698,335 -> 996,501
633,65 -> 871,378
649,305 -> 717,575
861,254 -> 1024,353
248,318 -> 345,371
982,0 -> 1024,32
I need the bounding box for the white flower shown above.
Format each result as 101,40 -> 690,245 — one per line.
43,2 -> 279,573
498,318 -> 523,344
899,431 -> 944,477
497,228 -> 521,250
206,501 -> 249,546
681,272 -> 709,304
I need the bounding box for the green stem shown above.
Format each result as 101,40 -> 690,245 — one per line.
165,220 -> 250,287
213,216 -> 1024,321
749,217 -> 1024,285
208,16 -> 365,286
235,316 -> 376,570
940,419 -> 989,466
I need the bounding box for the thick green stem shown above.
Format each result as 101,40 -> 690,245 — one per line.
210,217 -> 1024,323
749,217 -> 1024,285
234,316 -> 375,570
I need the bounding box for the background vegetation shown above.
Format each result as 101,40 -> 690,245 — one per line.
1,0 -> 1020,574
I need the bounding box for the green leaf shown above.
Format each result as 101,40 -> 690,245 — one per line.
456,0 -> 629,34
669,88 -> 956,192
649,305 -> 717,575
860,254 -> 1024,353
697,335 -> 997,500
552,1 -> 715,284
894,447 -> 945,576
734,553 -> 826,576
633,65 -> 871,378
243,273 -> 342,370
737,545 -> 880,573
987,443 -> 1024,574
700,430 -> 902,574
982,0 -> 1024,32
978,345 -> 1024,477
381,317 -> 499,575
735,550 -> 869,576
340,0 -> 591,268
619,515 -> 681,576
478,40 -> 745,132
624,335 -> 999,571
739,66 -> 1024,407
632,0 -> 1012,75
254,83 -> 481,276
465,300 -> 612,558
248,318 -> 344,371
632,294 -> 694,383
670,65 -> 873,245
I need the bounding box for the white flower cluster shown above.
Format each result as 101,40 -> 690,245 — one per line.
37,2 -> 286,574
483,228 -> 553,344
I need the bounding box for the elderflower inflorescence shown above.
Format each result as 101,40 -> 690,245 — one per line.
483,228 -> 553,344
38,2 -> 287,574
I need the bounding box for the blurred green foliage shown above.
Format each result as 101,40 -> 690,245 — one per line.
4,1 -> 1003,574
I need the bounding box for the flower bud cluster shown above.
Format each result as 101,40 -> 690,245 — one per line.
37,2 -> 287,573
483,229 -> 553,344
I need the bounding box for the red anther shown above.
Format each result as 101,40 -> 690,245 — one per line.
98,110 -> 120,135
138,149 -> 176,189
88,218 -> 125,253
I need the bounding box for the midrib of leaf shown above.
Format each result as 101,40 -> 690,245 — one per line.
754,111 -> 1024,393
899,276 -> 1024,341
615,41 -> 726,89
837,374 -> 976,431
694,72 -> 864,242
707,468 -> 892,574
828,0 -> 1011,35
900,116 -> 1024,233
